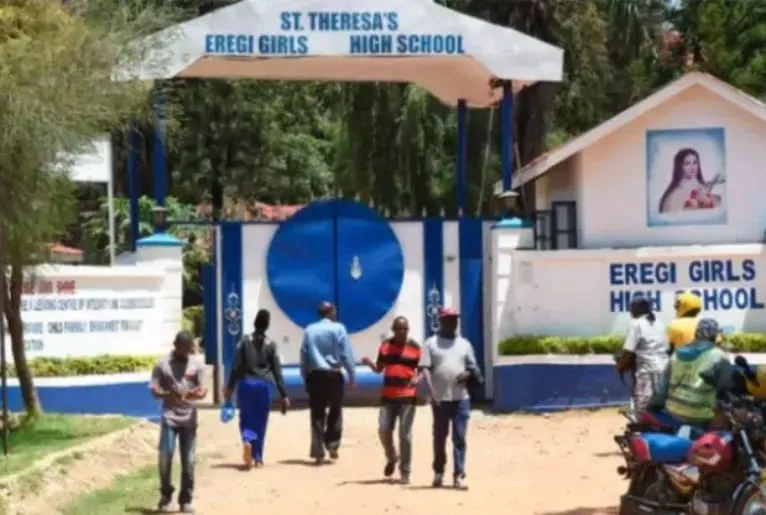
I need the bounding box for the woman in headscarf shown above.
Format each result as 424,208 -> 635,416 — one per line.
225,309 -> 290,469
616,297 -> 670,412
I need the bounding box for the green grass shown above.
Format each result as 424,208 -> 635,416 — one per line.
63,463 -> 180,514
0,414 -> 135,477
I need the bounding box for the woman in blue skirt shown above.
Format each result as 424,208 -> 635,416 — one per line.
225,309 -> 290,468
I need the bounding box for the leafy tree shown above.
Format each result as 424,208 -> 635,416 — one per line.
0,0 -> 178,418
166,79 -> 339,207
335,84 -> 459,216
548,0 -> 614,145
695,0 -> 766,95
82,195 -> 208,300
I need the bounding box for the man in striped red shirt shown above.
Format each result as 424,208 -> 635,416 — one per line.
361,316 -> 422,484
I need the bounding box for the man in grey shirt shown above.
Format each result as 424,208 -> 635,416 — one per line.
150,331 -> 207,513
420,308 -> 483,490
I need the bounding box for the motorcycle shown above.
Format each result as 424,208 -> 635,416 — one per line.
615,356 -> 766,514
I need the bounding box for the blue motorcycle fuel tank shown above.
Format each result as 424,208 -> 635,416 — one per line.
630,433 -> 694,463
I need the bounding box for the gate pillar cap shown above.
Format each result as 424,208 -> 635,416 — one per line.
492,217 -> 531,229
137,232 -> 183,247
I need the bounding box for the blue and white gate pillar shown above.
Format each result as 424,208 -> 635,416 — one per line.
488,80 -> 536,404
488,219 -> 533,403
423,218 -> 444,340
216,222 -> 244,392
453,98 -> 487,400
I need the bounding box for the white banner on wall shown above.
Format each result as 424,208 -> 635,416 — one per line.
4,271 -> 164,359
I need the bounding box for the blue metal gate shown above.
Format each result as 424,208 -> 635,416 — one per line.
266,199 -> 405,334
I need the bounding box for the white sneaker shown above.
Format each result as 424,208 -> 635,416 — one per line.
454,474 -> 467,490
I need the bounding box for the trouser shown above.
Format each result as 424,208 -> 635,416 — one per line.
306,369 -> 345,458
431,399 -> 470,477
158,423 -> 197,504
632,371 -> 663,412
237,377 -> 272,462
378,402 -> 416,474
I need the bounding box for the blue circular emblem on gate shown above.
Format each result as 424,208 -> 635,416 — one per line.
266,199 -> 404,334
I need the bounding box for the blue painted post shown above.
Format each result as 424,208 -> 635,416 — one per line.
456,99 -> 468,216
153,88 -> 167,213
423,219 -> 444,339
127,127 -> 140,253
219,222 -> 243,383
500,81 -> 514,192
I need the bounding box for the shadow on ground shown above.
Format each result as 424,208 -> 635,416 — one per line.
592,451 -> 622,458
336,478 -> 398,486
210,462 -> 252,471
540,507 -> 618,515
405,485 -> 470,492
277,458 -> 322,467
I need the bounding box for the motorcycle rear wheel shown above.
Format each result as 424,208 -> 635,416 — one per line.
620,465 -> 684,515
731,485 -> 766,515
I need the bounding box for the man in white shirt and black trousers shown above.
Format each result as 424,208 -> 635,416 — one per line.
420,307 -> 483,490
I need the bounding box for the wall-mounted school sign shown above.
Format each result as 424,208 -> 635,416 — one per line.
608,258 -> 764,314
499,247 -> 766,339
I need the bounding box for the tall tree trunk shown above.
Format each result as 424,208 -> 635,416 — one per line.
2,264 -> 42,420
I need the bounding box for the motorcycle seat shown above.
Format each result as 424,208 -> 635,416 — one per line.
630,432 -> 693,463
637,410 -> 706,439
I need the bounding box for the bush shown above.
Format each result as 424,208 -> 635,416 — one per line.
183,305 -> 204,338
4,355 -> 159,377
498,333 -> 766,355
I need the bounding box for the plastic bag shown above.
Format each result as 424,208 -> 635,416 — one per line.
220,399 -> 235,424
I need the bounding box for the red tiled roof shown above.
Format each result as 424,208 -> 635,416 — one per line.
195,200 -> 304,221
49,243 -> 83,256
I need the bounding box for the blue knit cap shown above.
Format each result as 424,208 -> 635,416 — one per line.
695,318 -> 720,342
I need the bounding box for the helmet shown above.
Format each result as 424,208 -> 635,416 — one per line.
675,291 -> 702,317
694,318 -> 719,341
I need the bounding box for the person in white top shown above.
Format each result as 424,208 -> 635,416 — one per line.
420,308 -> 483,490
616,297 -> 670,412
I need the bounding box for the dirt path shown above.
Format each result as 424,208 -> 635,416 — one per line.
186,407 -> 626,515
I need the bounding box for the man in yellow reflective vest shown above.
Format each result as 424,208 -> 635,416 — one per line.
649,318 -> 734,426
